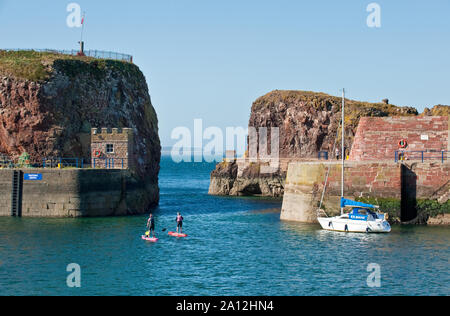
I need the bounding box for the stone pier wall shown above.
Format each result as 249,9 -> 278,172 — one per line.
350,116 -> 448,161
0,170 -> 13,216
0,169 -> 157,217
280,161 -> 449,224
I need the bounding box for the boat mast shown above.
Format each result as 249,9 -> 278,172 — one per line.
341,89 -> 345,215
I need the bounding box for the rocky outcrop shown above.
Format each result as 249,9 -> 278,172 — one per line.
427,214 -> 450,225
209,161 -> 284,197
421,105 -> 450,117
209,90 -> 418,197
249,90 -> 418,158
0,51 -> 160,211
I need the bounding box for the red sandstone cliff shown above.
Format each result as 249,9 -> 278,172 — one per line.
209,90 -> 448,197
249,90 -> 419,158
0,51 -> 160,207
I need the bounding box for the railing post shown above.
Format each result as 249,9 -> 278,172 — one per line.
421,151 -> 424,163
443,151 -> 445,164
395,151 -> 398,163
93,158 -> 96,169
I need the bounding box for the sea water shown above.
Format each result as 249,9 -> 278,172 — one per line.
0,156 -> 448,296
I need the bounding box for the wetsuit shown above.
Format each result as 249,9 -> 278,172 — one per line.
148,217 -> 155,231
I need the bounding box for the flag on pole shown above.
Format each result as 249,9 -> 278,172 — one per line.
81,13 -> 85,25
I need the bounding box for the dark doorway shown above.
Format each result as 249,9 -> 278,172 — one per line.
401,165 -> 417,222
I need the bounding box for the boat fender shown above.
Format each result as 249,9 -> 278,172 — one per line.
329,221 -> 332,227
345,224 -> 349,232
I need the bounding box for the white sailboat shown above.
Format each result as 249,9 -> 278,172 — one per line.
317,89 -> 391,233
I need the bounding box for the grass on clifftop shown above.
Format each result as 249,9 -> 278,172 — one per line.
253,90 -> 419,116
253,90 -> 450,119
0,50 -> 136,82
422,105 -> 450,116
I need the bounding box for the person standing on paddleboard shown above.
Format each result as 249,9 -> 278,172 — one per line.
147,214 -> 156,238
176,212 -> 184,234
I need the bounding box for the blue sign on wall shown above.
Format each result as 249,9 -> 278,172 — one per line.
24,173 -> 43,181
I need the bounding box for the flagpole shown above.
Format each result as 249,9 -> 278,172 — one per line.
80,12 -> 85,43
341,88 -> 345,216
79,12 -> 85,55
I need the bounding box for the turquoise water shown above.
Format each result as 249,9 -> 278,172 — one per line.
0,156 -> 449,296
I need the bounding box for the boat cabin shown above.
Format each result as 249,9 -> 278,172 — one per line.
348,208 -> 384,221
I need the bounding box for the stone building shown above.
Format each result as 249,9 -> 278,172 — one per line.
91,128 -> 134,169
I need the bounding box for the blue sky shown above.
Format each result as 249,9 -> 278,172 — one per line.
1,0 -> 449,146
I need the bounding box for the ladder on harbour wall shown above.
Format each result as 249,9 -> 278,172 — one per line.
11,171 -> 23,217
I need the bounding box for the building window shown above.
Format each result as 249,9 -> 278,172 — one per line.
106,144 -> 114,154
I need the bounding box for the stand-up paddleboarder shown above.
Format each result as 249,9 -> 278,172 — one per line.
176,212 -> 184,234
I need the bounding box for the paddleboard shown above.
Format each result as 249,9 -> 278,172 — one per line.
141,235 -> 159,242
168,232 -> 188,238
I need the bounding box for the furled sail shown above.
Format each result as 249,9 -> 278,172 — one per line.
340,198 -> 378,209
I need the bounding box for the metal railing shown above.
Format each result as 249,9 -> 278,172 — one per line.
1,157 -> 129,170
3,49 -> 133,63
395,151 -> 449,163
92,158 -> 128,169
0,155 -> 14,168
43,158 -> 85,169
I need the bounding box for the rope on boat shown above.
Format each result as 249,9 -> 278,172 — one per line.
317,115 -> 343,216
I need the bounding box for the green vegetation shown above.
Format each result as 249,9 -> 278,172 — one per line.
17,152 -> 32,168
54,58 -> 141,81
0,50 -> 139,82
253,90 -> 418,115
0,50 -> 51,81
416,199 -> 450,217
356,197 -> 450,224
356,197 -> 401,222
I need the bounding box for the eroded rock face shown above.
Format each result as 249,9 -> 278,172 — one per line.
210,90 -> 420,197
427,214 -> 450,225
0,57 -> 160,210
249,90 -> 418,158
208,161 -> 285,197
421,105 -> 450,116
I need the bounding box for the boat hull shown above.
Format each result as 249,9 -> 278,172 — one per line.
318,217 -> 391,233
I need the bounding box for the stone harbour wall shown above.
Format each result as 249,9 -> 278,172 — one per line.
280,161 -> 449,224
350,116 -> 449,161
0,169 -> 156,217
